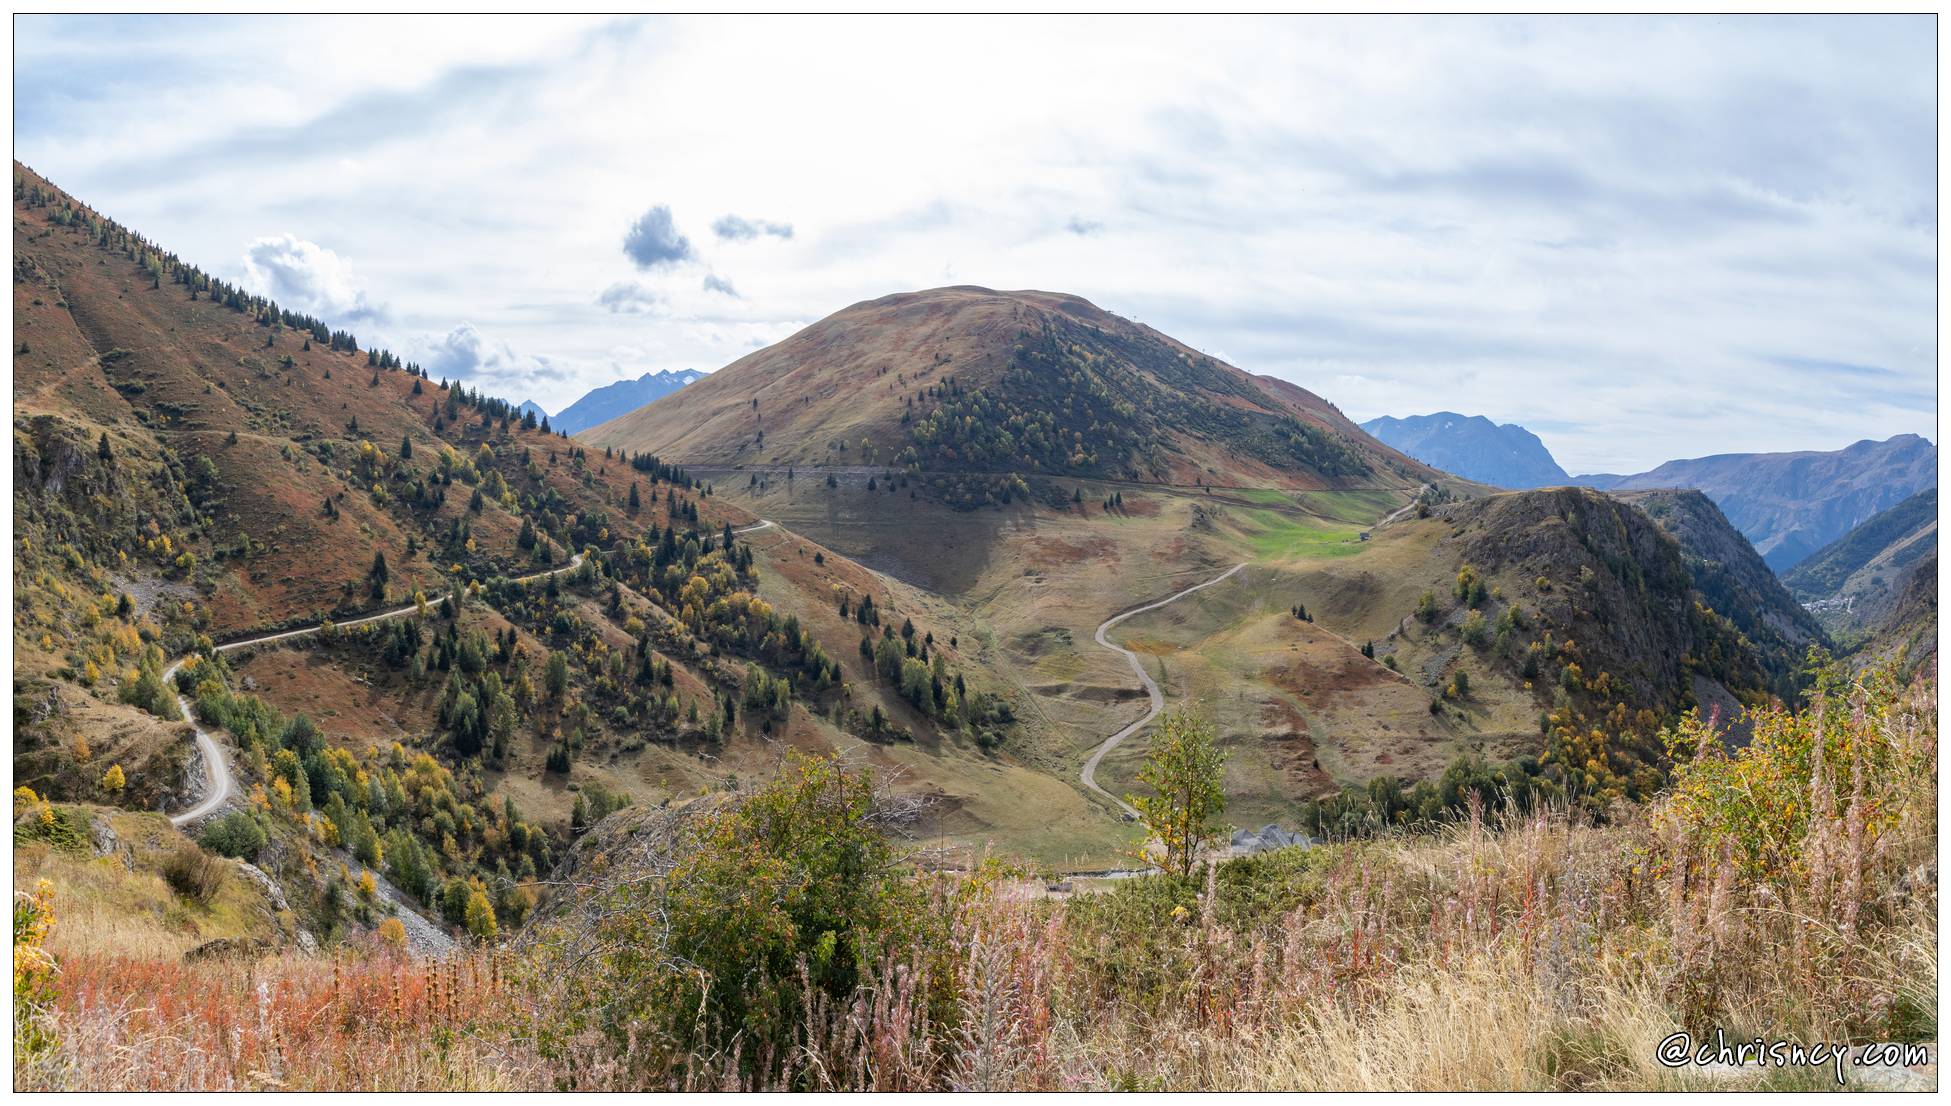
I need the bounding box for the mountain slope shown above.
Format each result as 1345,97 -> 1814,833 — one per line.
554,369 -> 702,435
1573,435 -> 1936,572
1359,411 -> 1571,489
1863,551 -> 1936,673
1782,487 -> 1936,603
582,287 -> 1449,507
1782,487 -> 1937,644
1612,488 -> 1826,692
1279,485 -> 1803,802
14,163 -> 1092,892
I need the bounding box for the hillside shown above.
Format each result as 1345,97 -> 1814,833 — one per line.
1283,486 -> 1800,799
1780,488 -> 1937,671
581,286 -> 1448,507
1574,435 -> 1936,572
1783,487 -> 1937,601
11,163 -> 1079,926
1612,488 -> 1826,694
551,369 -> 703,435
6,164 -> 1851,887
1863,551 -> 1937,673
1359,411 -> 1571,489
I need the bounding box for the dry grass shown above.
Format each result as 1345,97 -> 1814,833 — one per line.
16,950 -> 523,1092
19,673 -> 1936,1091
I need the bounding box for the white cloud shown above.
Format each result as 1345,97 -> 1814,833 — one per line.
422,322 -> 566,400
597,281 -> 661,314
621,205 -> 693,269
16,15 -> 1935,467
241,234 -> 382,323
713,214 -> 793,240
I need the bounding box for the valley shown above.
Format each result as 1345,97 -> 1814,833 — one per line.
9,163 -> 1934,1095
10,15 -> 1940,1095
12,153 -> 1885,889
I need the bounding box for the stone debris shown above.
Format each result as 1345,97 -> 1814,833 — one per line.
1229,823 -> 1312,855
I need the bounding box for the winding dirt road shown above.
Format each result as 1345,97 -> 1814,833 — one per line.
1080,562 -> 1247,818
165,517 -> 777,827
164,552 -> 589,826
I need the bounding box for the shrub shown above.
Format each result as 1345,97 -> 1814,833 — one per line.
521,753 -> 950,1087
162,845 -> 229,904
377,916 -> 408,950
198,812 -> 267,860
1414,590 -> 1439,623
1663,655 -> 1927,886
464,890 -> 498,941
13,880 -> 58,1060
14,803 -> 90,852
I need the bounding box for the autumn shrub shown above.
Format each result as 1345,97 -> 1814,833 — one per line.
376,916 -> 408,951
13,881 -> 59,1061
13,801 -> 90,852
1655,657 -> 1935,1039
518,752 -> 959,1087
161,845 -> 229,905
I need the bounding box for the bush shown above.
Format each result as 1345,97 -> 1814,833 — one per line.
198,812 -> 267,860
377,916 -> 408,950
1414,590 -> 1439,623
162,845 -> 229,904
522,753 -> 952,1086
1130,712 -> 1227,879
13,802 -> 90,852
1663,655 -> 1928,885
13,880 -> 57,1060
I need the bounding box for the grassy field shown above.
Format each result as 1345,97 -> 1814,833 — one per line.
1233,506 -> 1368,560
712,474 -> 1448,864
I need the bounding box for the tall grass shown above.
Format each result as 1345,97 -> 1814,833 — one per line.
18,668 -> 1935,1091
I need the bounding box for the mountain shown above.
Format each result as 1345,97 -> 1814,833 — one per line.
1571,435 -> 1936,572
1864,551 -> 1937,673
12,164 -> 1060,916
1612,488 -> 1826,692
1782,487 -> 1936,644
553,369 -> 702,435
1358,411 -> 1571,489
1285,484 -> 1810,790
517,399 -> 549,421
582,287 -> 1449,506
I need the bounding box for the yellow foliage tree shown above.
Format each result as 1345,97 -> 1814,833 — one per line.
377,917 -> 407,950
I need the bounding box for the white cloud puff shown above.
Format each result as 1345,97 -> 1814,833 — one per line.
242,234 -> 382,322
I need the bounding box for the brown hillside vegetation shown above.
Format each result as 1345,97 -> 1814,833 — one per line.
581,286 -> 1449,505
16,665 -> 1935,1090
10,162 -> 1063,939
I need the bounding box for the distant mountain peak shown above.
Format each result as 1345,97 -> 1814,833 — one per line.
1359,412 -> 1570,489
552,369 -> 705,436
1571,435 -> 1936,573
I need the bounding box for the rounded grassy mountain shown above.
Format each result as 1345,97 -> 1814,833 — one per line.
581,286 -> 1443,506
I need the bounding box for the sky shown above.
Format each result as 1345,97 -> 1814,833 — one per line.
13,14 -> 1937,474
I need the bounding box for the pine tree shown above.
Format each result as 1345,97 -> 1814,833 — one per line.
368,551 -> 390,601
